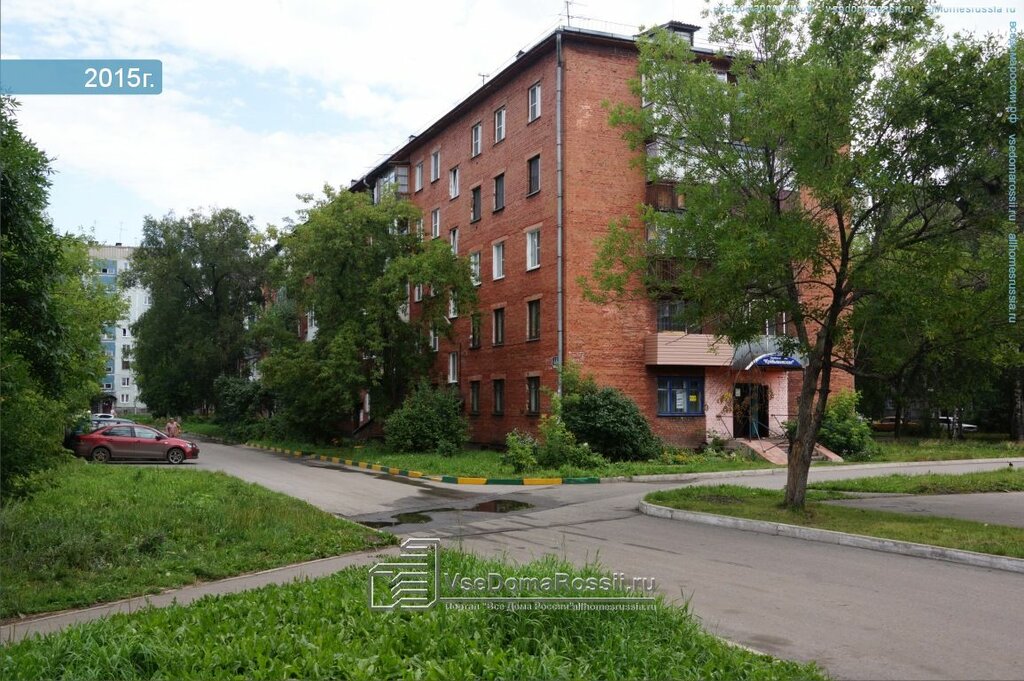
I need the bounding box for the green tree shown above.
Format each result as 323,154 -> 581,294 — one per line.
1,98 -> 123,495
256,188 -> 476,440
125,209 -> 269,415
592,2 -> 1006,507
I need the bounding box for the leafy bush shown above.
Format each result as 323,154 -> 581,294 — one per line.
535,396 -> 607,469
561,379 -> 660,462
818,391 -> 878,461
384,381 -> 468,455
502,430 -> 538,473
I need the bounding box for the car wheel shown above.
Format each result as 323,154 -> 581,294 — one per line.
91,447 -> 111,463
166,448 -> 185,465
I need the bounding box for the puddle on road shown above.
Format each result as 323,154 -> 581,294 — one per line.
357,499 -> 534,528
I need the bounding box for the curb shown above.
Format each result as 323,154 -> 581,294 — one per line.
244,443 -> 599,486
638,500 -> 1024,574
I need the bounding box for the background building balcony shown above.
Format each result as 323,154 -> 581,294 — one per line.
644,332 -> 732,366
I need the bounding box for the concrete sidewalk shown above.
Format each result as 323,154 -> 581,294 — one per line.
827,490 -> 1024,528
0,546 -> 398,644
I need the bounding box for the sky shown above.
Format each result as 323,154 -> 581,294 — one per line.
0,0 -> 1015,246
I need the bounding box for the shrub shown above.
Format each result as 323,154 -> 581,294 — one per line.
562,385 -> 660,462
384,381 -> 468,455
818,391 -> 878,461
535,396 -> 607,469
502,430 -> 538,473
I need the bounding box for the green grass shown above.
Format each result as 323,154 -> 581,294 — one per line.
645,485 -> 1024,558
809,467 -> 1024,495
871,437 -> 1023,463
0,551 -> 824,681
248,438 -> 774,479
0,462 -> 394,619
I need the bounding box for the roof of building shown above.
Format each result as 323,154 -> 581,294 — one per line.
351,21 -> 726,191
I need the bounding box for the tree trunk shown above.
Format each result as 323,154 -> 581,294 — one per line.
785,351 -> 832,509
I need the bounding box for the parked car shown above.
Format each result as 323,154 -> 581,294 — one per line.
937,416 -> 978,433
70,424 -> 200,464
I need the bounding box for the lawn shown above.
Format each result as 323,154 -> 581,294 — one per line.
809,467 -> 1024,495
871,437 -> 1023,463
0,462 -> 393,619
645,485 -> 1024,558
0,551 -> 824,681
248,438 -> 775,479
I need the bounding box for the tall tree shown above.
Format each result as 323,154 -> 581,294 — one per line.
591,1 -> 1006,507
256,187 -> 476,440
126,209 -> 269,415
1,98 -> 123,494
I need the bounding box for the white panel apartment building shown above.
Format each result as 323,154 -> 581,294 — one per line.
90,244 -> 151,414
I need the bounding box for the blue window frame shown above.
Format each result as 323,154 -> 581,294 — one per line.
657,376 -> 704,415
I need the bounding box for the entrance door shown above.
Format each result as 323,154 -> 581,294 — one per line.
733,384 -> 770,438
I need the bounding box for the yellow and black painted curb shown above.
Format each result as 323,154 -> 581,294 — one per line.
244,442 -> 599,485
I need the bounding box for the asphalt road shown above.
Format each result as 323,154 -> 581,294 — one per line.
827,491 -> 1024,528
196,443 -> 1024,680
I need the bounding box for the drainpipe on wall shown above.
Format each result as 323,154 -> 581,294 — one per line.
555,31 -> 565,395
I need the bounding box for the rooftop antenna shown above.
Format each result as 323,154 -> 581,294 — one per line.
563,0 -> 583,27
477,73 -> 489,85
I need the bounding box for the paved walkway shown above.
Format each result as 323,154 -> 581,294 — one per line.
827,490 -> 1024,528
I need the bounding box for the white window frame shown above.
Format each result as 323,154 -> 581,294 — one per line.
414,162 -> 423,191
121,377 -> 130,386
492,241 -> 505,280
430,150 -> 440,182
429,328 -> 439,352
431,208 -> 441,238
414,283 -> 423,302
469,252 -> 481,286
494,107 -> 506,142
526,229 -> 540,270
528,82 -> 541,121
471,123 -> 482,157
449,166 -> 460,199
448,351 -> 459,384
448,293 -> 458,319
450,227 -> 459,255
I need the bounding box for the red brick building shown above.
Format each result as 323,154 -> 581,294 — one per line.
353,22 -> 852,447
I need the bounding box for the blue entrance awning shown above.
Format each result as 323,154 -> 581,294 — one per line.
731,337 -> 805,371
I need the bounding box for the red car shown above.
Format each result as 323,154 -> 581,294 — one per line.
72,424 -> 200,464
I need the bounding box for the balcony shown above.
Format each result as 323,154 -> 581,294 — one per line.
644,333 -> 732,366
645,182 -> 684,212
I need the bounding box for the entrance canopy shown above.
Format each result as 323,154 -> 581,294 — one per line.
731,336 -> 804,371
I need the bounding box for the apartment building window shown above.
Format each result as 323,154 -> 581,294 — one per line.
526,229 -> 540,270
494,107 -> 506,142
121,358 -> 130,370
430,150 -> 441,182
493,307 -> 505,345
471,123 -> 482,157
450,227 -> 459,254
121,377 -> 130,386
528,82 -> 541,121
493,173 -> 505,211
414,284 -> 423,302
122,343 -> 130,356
121,393 -> 130,404
526,376 -> 541,414
449,166 -> 460,199
469,381 -> 480,415
657,377 -> 704,416
493,379 -> 505,415
448,292 -> 458,319
492,241 -> 505,279
470,314 -> 481,348
657,300 -> 701,333
448,352 -> 459,384
414,162 -> 423,192
429,328 -> 439,352
469,252 -> 481,285
527,155 -> 541,195
527,300 -> 540,340
431,208 -> 441,238
103,382 -> 113,390
470,187 -> 481,222
122,327 -> 129,337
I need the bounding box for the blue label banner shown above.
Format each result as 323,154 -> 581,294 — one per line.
0,59 -> 162,94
